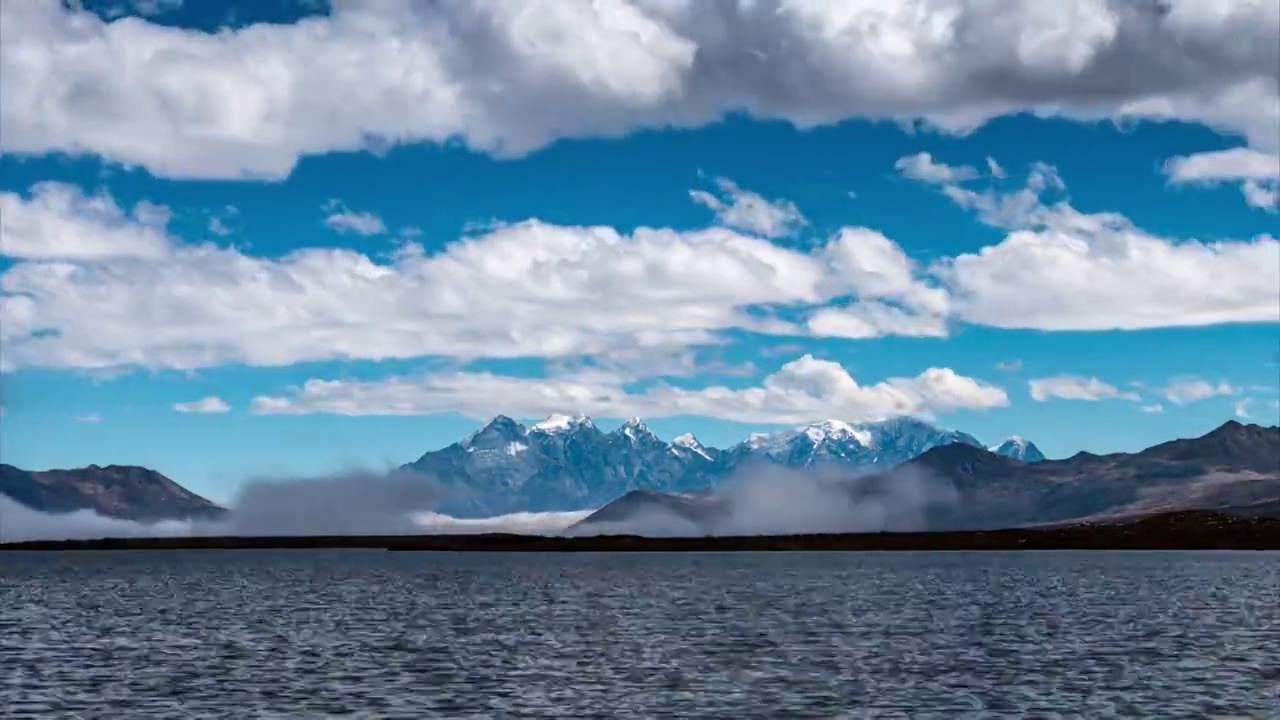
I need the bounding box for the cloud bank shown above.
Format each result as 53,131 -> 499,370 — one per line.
3,164 -> 1274,384
250,354 -> 1009,423
3,0 -> 1277,180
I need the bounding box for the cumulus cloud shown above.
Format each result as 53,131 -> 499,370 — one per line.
689,177 -> 806,238
996,359 -> 1022,372
806,227 -> 951,339
172,396 -> 231,414
1141,403 -> 1164,414
930,163 -> 1280,331
2,164 -> 1275,374
322,200 -> 388,236
0,185 -> 941,372
1159,377 -> 1239,405
1,0 -> 1277,180
1028,375 -> 1140,402
1164,147 -> 1280,210
0,183 -> 171,260
250,354 -> 1009,423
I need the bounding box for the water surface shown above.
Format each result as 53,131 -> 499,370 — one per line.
2,551 -> 1277,718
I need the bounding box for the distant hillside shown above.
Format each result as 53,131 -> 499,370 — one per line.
0,464 -> 227,522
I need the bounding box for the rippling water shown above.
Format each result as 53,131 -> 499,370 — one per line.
2,551 -> 1278,718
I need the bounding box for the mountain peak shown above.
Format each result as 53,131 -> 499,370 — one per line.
990,435 -> 1046,462
672,433 -> 701,448
531,414 -> 592,433
484,414 -> 521,429
1211,419 -> 1246,434
462,415 -> 528,448
615,417 -> 657,442
797,419 -> 871,447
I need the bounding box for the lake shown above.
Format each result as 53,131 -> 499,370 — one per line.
2,551 -> 1277,718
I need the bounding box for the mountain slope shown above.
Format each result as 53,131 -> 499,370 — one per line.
0,464 -> 228,522
574,421 -> 1280,534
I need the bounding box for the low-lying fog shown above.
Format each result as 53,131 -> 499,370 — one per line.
1,464 -> 959,543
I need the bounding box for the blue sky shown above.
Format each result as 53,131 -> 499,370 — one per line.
1,0 -> 1278,502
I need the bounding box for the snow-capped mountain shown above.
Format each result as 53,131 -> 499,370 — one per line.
989,436 -> 1046,462
731,417 -> 984,468
404,415 -> 1033,517
405,415 -> 721,516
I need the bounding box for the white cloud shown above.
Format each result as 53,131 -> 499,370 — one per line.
1028,375 -> 1139,402
173,396 -> 231,414
894,153 -> 979,184
1234,397 -> 1253,419
1160,378 -> 1239,405
1165,147 -> 1280,183
74,413 -> 102,424
938,162 -> 1066,229
1164,147 -> 1280,210
689,177 -> 806,238
806,227 -> 951,338
932,164 -> 1280,331
1140,403 -> 1164,414
0,183 -> 170,260
102,0 -> 184,18
805,303 -> 948,340
0,186 -> 953,372
2,1 -> 1277,180
322,200 -> 388,236
251,354 -> 1009,424
995,359 -> 1022,372
3,172 -> 1275,373
131,200 -> 173,227
1241,180 -> 1279,210
208,217 -> 231,236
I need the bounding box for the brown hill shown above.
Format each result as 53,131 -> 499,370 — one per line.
0,463 -> 226,522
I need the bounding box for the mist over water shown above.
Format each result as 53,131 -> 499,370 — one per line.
0,497 -> 197,543
1,464 -> 957,542
1,468 -> 451,543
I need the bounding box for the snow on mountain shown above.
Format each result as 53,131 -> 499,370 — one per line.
989,436 -> 1047,462
531,414 -> 591,433
735,417 -> 981,468
405,415 -> 1033,517
671,433 -> 712,461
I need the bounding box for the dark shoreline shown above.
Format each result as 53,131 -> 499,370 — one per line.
3,511 -> 1279,552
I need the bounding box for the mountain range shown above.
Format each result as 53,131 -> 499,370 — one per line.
3,418 -> 1275,534
402,415 -> 1040,517
573,421 -> 1280,534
